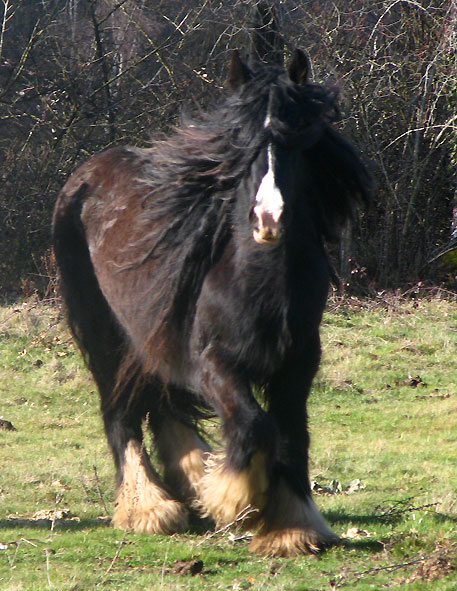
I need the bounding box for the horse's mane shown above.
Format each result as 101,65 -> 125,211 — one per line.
121,64 -> 369,355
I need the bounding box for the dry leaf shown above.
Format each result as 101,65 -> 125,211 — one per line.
346,479 -> 365,494
343,527 -> 371,539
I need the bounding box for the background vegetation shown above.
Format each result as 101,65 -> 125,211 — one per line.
0,295 -> 456,589
1,0 -> 457,296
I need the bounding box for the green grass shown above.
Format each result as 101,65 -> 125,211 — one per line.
0,296 -> 456,590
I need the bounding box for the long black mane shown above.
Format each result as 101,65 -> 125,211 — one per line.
136,66 -> 343,260
119,64 -> 368,352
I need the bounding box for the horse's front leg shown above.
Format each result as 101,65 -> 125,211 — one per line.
194,344 -> 277,528
250,333 -> 340,556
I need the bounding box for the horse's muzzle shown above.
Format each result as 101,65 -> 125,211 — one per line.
252,208 -> 282,245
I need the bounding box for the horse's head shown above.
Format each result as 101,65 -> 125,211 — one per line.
228,49 -> 313,246
227,49 -> 369,248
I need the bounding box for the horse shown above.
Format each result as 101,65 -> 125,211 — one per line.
52,48 -> 370,557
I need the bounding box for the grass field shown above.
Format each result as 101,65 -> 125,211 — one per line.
0,294 -> 456,590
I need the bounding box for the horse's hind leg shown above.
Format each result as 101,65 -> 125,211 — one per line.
53,184 -> 187,534
102,381 -> 188,534
154,415 -> 211,504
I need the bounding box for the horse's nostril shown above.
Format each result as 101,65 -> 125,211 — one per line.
252,215 -> 282,245
251,207 -> 282,244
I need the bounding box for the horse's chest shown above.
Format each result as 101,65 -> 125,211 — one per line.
193,257 -> 293,374
193,240 -> 329,376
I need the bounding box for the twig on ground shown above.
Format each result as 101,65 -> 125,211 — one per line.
159,543 -> 170,589
96,530 -> 128,588
374,498 -> 440,523
195,505 -> 258,546
93,464 -> 109,515
331,555 -> 434,588
45,548 -> 54,589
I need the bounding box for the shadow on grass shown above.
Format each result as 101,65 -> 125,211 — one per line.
340,538 -> 385,552
433,512 -> 457,524
0,514 -> 214,535
0,517 -> 111,531
326,510 -> 398,526
326,508 -> 457,527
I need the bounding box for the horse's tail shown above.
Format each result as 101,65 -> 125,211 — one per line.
52,182 -> 126,393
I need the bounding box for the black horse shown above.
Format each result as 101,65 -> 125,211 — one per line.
53,49 -> 370,556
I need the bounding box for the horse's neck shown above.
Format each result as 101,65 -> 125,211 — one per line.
231,237 -> 288,303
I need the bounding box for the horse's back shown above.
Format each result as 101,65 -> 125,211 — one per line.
54,146 -> 165,363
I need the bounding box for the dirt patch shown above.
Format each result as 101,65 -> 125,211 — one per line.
170,559 -> 204,576
405,553 -> 456,583
0,419 -> 16,431
396,544 -> 457,585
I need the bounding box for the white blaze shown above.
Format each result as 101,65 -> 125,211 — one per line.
253,144 -> 283,224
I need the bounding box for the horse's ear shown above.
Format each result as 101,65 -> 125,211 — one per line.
288,48 -> 310,86
226,50 -> 251,92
